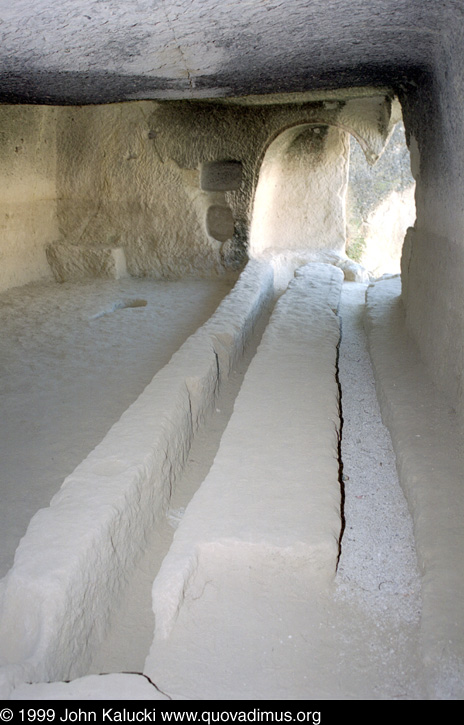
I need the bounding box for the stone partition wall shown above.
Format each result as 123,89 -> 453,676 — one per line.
0,106 -> 58,292
0,93 -> 398,290
52,93 -> 397,280
366,277 -> 464,698
400,50 -> 464,426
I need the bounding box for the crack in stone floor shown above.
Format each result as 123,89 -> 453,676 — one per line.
88,280 -> 424,699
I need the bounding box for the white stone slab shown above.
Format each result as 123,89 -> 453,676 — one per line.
148,263 -> 344,645
46,242 -> 128,281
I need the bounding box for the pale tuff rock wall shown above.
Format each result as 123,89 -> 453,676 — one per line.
366,277 -> 464,699
52,94 -> 396,280
55,102 -> 226,280
249,124 -> 349,256
0,93 -> 395,289
0,106 -> 58,293
10,672 -> 170,701
400,29 -> 464,425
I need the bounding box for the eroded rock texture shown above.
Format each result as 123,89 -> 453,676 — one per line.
1,0 -> 464,701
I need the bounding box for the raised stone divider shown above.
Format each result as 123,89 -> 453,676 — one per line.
144,263 -> 343,696
0,259 -> 275,697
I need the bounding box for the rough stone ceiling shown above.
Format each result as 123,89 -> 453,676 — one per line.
0,0 -> 456,104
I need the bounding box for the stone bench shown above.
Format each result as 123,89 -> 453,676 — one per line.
46,241 -> 128,282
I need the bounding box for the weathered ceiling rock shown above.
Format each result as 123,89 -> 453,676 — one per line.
0,0 -> 451,105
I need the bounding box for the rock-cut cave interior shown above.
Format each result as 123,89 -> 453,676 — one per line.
0,0 -> 463,702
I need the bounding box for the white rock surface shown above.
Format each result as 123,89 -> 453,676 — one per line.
0,2 -> 436,105
10,673 -> 169,701
3,266 -> 462,701
144,263 -> 343,697
46,242 -> 128,281
249,125 -> 349,255
0,260 -> 274,697
0,277 -> 233,579
365,276 -> 464,699
0,106 -> 58,293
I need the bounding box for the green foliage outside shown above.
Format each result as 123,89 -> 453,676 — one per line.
346,122 -> 414,265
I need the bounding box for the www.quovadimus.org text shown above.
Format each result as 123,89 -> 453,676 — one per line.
18,710 -> 322,725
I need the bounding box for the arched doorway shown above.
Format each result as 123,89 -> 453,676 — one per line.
249,123 -> 349,258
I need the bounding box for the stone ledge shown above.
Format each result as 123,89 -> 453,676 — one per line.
46,242 -> 128,282
148,263 -> 344,644
365,276 -> 464,700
